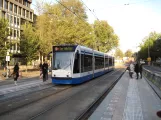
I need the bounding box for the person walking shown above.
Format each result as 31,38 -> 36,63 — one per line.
129,62 -> 134,78
135,61 -> 140,79
13,63 -> 19,85
139,63 -> 143,79
42,61 -> 48,82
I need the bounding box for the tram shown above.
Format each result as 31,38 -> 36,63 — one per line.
51,45 -> 114,84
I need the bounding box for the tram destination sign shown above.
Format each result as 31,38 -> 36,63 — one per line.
53,46 -> 76,52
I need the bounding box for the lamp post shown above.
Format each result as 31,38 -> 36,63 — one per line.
147,38 -> 151,65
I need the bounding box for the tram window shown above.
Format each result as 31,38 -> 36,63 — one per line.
105,58 -> 109,67
84,54 -> 92,72
109,58 -> 112,66
95,56 -> 104,69
73,51 -> 80,73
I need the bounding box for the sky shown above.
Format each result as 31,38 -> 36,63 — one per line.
31,0 -> 161,53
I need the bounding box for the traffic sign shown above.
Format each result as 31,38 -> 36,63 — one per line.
6,56 -> 10,61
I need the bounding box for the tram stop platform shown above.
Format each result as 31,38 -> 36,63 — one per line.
89,71 -> 161,120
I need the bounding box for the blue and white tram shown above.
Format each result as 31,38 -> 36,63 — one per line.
52,45 -> 114,84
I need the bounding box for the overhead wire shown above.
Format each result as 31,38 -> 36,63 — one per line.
79,0 -> 99,21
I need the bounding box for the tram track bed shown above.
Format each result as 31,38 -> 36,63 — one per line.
0,84 -> 72,115
0,68 -> 125,120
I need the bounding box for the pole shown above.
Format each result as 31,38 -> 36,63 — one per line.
6,61 -> 8,78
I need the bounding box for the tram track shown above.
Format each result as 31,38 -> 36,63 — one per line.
0,68 -> 125,120
75,69 -> 125,120
28,68 -> 124,120
0,84 -> 72,115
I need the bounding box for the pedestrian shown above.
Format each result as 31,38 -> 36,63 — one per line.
135,61 -> 140,79
139,63 -> 143,79
13,63 -> 19,85
129,62 -> 134,78
42,61 -> 48,82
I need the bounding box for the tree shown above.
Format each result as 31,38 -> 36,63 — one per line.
138,32 -> 161,61
125,49 -> 133,57
93,20 -> 119,52
115,48 -> 124,59
20,23 -> 39,66
0,18 -> 9,61
36,0 -> 93,58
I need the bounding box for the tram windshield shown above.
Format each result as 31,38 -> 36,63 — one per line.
53,52 -> 73,71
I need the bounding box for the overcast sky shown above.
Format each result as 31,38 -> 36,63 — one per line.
32,0 -> 161,52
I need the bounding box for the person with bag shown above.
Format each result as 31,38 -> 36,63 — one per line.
13,63 -> 19,85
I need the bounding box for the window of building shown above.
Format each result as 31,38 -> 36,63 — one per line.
17,43 -> 20,51
19,0 -> 22,4
4,0 -> 8,10
30,12 -> 32,19
14,16 -> 16,25
7,14 -> 9,20
14,5 -> 17,13
17,30 -> 20,37
10,3 -> 13,12
2,11 -> 5,18
14,29 -> 17,37
0,0 -> 3,8
10,16 -> 13,24
17,18 -> 19,26
11,29 -> 14,37
18,7 -> 21,15
28,2 -> 30,8
23,0 -> 26,6
26,10 -> 28,18
23,9 -> 25,17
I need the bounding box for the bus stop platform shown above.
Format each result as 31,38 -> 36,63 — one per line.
89,71 -> 161,120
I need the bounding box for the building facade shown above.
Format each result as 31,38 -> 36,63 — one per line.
0,0 -> 34,54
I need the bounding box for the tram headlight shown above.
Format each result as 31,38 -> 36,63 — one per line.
68,72 -> 71,75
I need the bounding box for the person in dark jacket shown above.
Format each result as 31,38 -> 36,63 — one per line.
13,63 -> 19,85
139,63 -> 143,79
42,61 -> 48,82
135,61 -> 140,79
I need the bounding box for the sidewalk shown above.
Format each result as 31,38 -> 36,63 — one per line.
0,79 -> 51,96
89,71 -> 161,120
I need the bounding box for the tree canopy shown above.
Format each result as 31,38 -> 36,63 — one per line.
36,0 -> 93,56
20,23 -> 39,65
0,18 -> 9,60
35,0 -> 119,56
124,49 -> 133,57
114,48 -> 124,59
93,20 -> 119,52
138,32 -> 161,61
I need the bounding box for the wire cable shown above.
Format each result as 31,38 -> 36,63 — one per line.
79,0 -> 99,21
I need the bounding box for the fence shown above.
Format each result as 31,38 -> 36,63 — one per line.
143,68 -> 161,91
